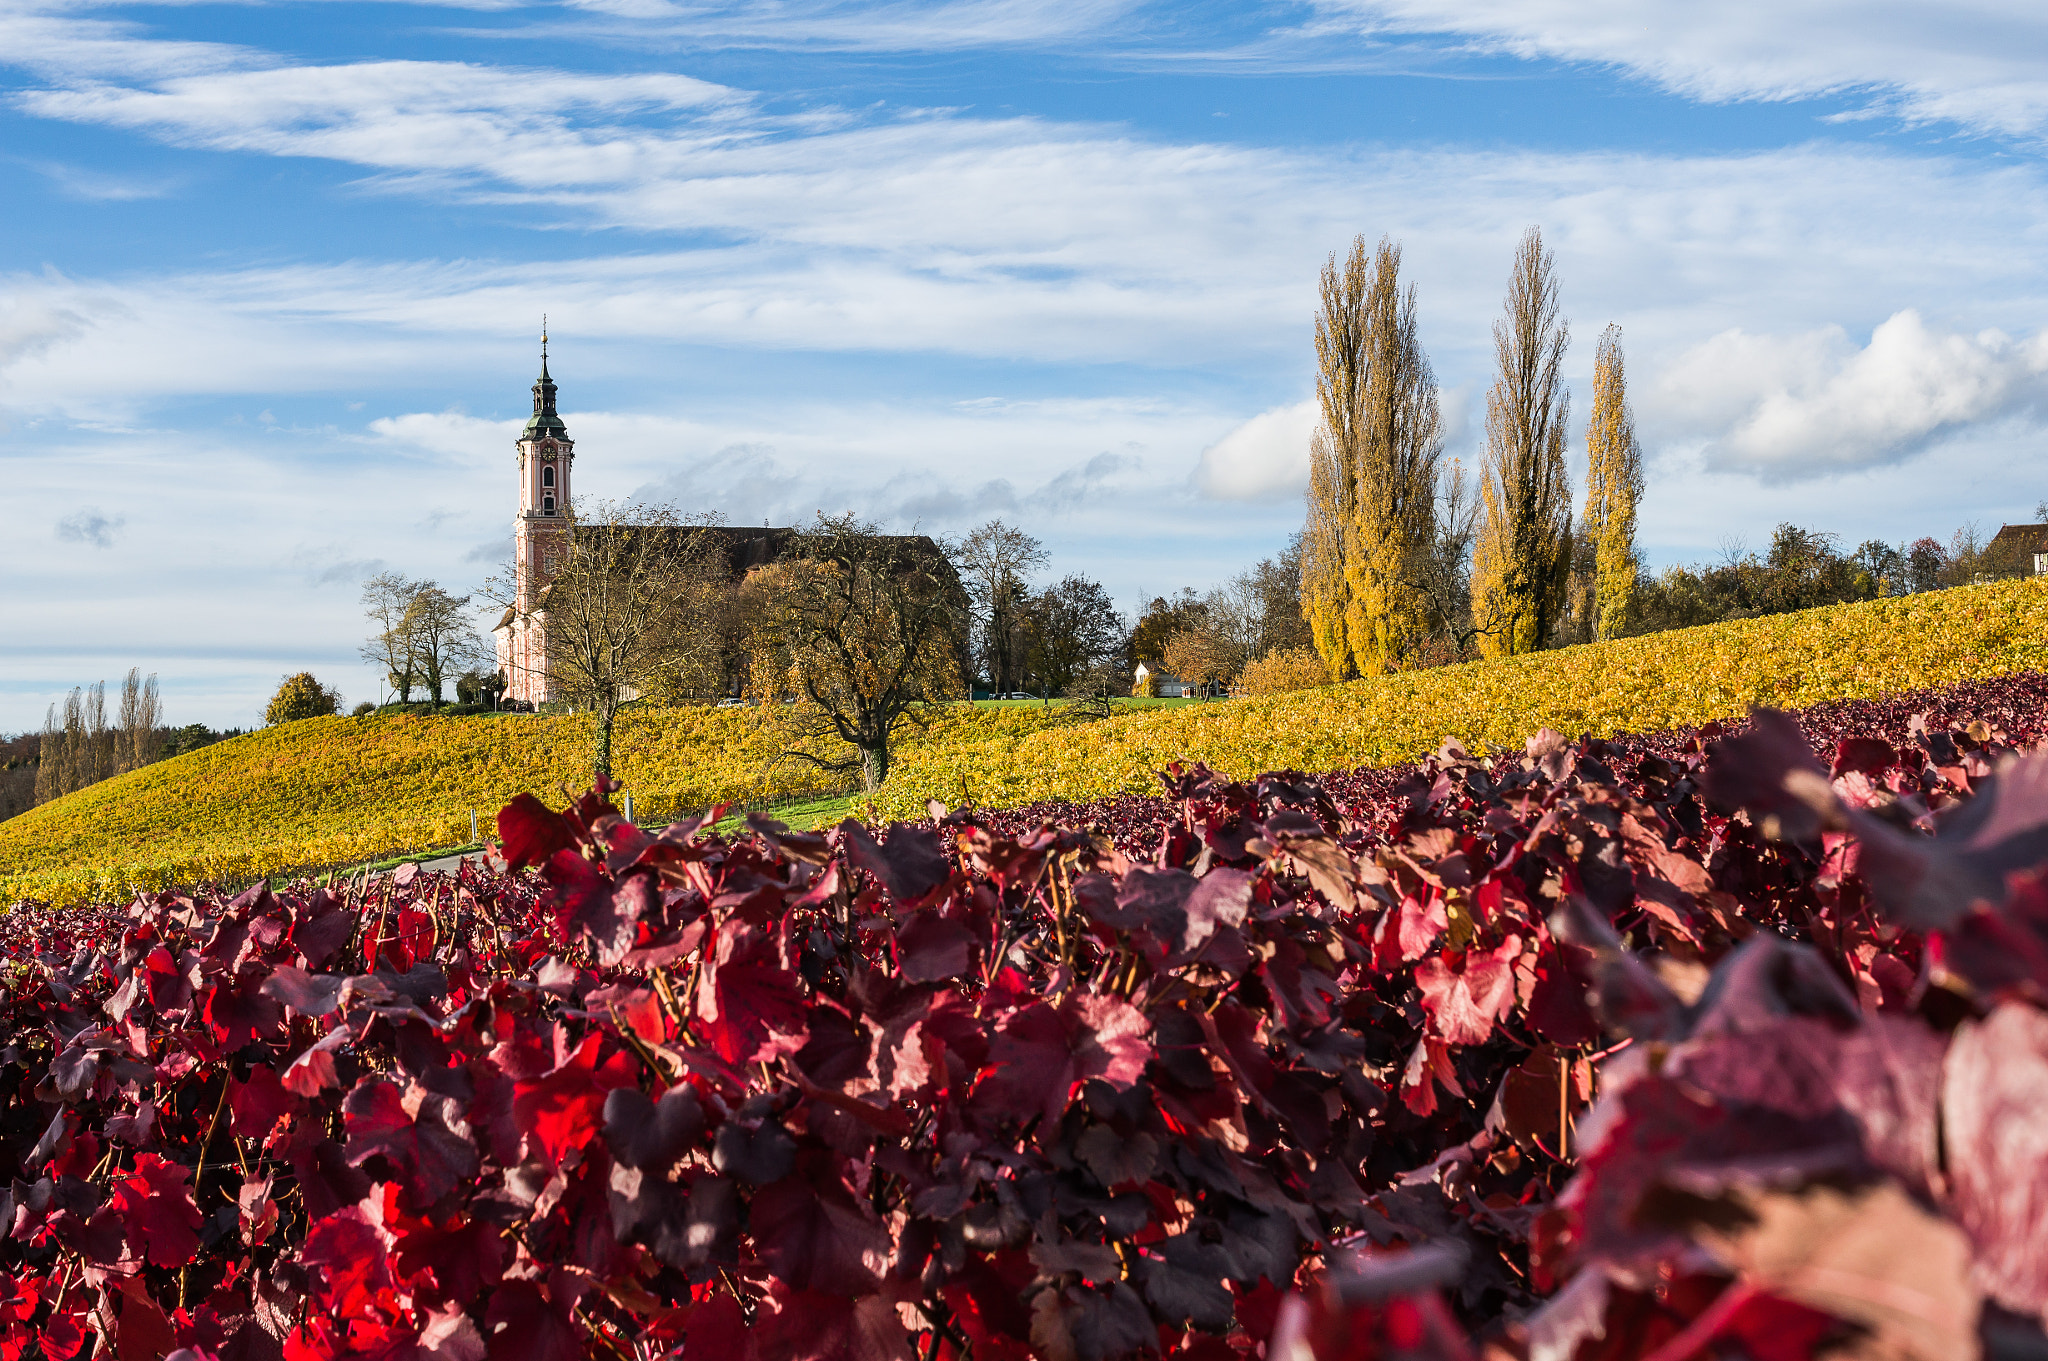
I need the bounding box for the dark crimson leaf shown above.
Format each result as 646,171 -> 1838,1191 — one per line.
1549,896 -> 1688,1041
1030,1236 -> 1122,1284
1183,867 -> 1254,953
681,1293 -> 747,1361
482,1280 -> 586,1361
896,911 -> 973,982
26,1109 -> 73,1171
342,1078 -> 480,1207
285,1127 -> 373,1220
1138,1235 -> 1236,1331
1831,736 -> 1897,778
364,904 -> 434,974
498,793 -> 577,871
206,965 -> 286,1049
109,1274 -> 176,1361
1498,1045 -> 1587,1155
1853,751 -> 2048,930
388,1211 -> 509,1309
259,964 -> 344,1017
711,1117 -> 796,1186
543,852 -> 655,967
228,1066 -> 296,1138
841,820 -> 951,904
979,993 -> 1150,1128
749,1171 -> 888,1294
1941,1001 -> 2048,1318
299,1205 -> 398,1317
1263,815 -> 1358,910
1525,941 -> 1601,1046
282,1026 -> 349,1097
290,891 -> 356,970
751,1285 -> 914,1361
1702,707 -> 1833,843
1031,1282 -> 1157,1361
1096,867 -> 1194,959
512,1031 -> 638,1168
696,919 -> 808,1067
747,814 -> 833,864
111,1153 -> 202,1268
602,1085 -> 704,1171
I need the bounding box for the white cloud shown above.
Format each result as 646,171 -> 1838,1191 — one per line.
1651,310 -> 2048,479
1314,0 -> 2048,139
54,507 -> 124,547
1193,399 -> 1316,501
12,7 -> 2048,728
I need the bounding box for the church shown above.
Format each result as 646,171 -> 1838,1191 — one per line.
491,344 -> 958,706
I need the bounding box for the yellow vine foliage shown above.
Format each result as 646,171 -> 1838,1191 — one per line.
0,702 -> 1076,905
18,579 -> 2048,904
870,578 -> 2048,818
1239,648 -> 1336,697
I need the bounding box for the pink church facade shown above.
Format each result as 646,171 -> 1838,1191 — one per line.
492,347 -> 573,707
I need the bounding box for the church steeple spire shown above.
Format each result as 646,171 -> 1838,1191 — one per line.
523,317 -> 568,438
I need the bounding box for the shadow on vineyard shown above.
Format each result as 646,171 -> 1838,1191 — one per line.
3,685 -> 2048,1360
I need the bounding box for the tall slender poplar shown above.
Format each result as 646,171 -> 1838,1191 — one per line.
1302,427 -> 1352,676
1584,324 -> 1644,640
1471,227 -> 1573,656
1301,235 -> 1441,678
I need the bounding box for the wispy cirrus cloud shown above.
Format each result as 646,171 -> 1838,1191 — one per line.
1309,0 -> 2048,139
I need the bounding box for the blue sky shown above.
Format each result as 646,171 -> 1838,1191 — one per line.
7,0 -> 2048,728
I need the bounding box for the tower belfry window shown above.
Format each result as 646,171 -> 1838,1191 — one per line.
542,465 -> 556,488
542,494 -> 556,514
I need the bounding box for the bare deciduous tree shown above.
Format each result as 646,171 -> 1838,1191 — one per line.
534,500 -> 731,776
36,682 -> 111,804
403,585 -> 488,705
362,573 -> 487,705
955,520 -> 1046,695
755,514 -> 966,792
361,572 -> 425,702
116,668 -> 162,772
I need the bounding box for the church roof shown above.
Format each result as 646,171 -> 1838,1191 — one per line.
521,347 -> 570,440
1991,522 -> 2048,550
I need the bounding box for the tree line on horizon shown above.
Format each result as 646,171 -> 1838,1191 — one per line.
1265,225 -> 2046,687
14,228 -> 2047,816
0,670 -> 252,823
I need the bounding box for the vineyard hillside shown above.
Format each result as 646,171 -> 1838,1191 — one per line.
0,701 -> 1077,903
8,576 -> 2048,903
871,575 -> 2048,815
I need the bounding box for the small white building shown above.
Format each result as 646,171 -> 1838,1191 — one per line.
1133,663 -> 1197,698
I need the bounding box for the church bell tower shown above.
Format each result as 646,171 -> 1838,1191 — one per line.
496,323 -> 574,705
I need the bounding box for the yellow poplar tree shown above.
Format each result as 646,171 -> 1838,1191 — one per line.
1472,227 -> 1573,657
1302,235 -> 1441,678
1303,427 -> 1354,678
1584,324 -> 1644,640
